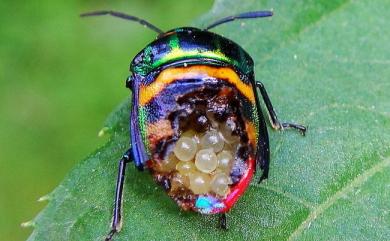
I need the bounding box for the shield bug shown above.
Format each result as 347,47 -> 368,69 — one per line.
81,10 -> 306,241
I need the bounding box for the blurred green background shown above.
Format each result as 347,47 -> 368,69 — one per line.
0,1 -> 213,240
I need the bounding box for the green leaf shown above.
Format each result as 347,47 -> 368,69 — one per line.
28,0 -> 390,240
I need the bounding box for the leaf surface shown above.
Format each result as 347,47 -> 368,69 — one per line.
28,0 -> 390,240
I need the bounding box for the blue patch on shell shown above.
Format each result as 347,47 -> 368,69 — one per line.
195,196 -> 225,214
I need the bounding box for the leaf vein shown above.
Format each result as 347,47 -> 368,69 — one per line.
254,183 -> 316,209
287,156 -> 390,241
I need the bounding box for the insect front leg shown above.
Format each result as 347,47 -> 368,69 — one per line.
105,148 -> 133,241
255,81 -> 307,135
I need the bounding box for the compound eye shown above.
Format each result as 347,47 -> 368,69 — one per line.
125,76 -> 133,90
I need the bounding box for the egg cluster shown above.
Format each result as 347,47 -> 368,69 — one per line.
158,119 -> 240,197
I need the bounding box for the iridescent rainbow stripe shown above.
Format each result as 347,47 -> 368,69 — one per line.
130,27 -> 254,78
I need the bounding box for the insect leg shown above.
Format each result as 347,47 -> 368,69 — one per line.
251,81 -> 271,183
219,213 -> 227,230
105,148 -> 133,241
255,81 -> 307,135
258,155 -> 269,184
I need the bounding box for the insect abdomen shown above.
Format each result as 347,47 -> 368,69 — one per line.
136,65 -> 259,213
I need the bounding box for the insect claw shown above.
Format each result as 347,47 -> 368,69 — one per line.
105,229 -> 117,241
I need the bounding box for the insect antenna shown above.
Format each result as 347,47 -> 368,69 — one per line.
205,10 -> 273,30
80,10 -> 164,34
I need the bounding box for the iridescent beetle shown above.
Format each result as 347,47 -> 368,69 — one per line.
81,10 -> 306,241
